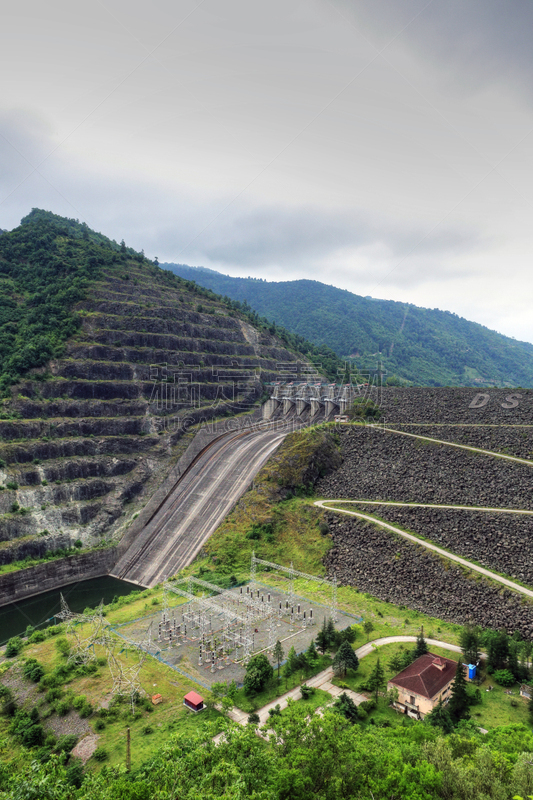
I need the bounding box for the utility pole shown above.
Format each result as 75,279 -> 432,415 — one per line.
126,726 -> 131,772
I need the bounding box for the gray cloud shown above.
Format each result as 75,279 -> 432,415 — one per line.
0,2 -> 532,345
334,1 -> 533,101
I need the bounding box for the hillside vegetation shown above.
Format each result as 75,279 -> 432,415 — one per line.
0,210 -> 338,572
165,264 -> 533,387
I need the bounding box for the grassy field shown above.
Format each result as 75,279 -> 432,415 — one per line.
0,617 -> 224,772
233,654 -> 332,714
329,640 -> 532,731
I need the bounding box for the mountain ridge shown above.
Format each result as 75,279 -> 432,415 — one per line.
162,264 -> 533,387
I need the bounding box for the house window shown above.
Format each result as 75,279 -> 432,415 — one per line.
410,695 -> 416,705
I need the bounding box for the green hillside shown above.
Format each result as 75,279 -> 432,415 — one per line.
0,211 -> 343,392
164,265 -> 533,387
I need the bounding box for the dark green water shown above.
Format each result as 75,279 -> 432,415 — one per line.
0,576 -> 139,644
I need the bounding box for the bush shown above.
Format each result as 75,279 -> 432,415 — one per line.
300,684 -> 315,700
359,699 -> 377,713
10,709 -> 45,747
56,734 -> 78,753
46,687 -> 64,703
22,659 -> 45,682
493,669 -> 515,687
29,630 -> 47,644
72,695 -> 87,710
94,719 -> 106,731
6,482 -> 18,490
142,725 -> 154,735
66,760 -> 84,789
55,637 -> 70,657
5,636 -> 23,657
248,712 -> 260,725
78,702 -> 93,718
93,747 -> 108,762
56,699 -> 72,716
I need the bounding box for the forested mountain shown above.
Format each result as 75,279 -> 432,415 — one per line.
164,264 -> 533,387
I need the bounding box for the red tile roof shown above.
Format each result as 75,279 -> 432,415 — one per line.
184,691 -> 204,706
389,653 -> 457,699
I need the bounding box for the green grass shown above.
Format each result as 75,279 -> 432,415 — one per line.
234,654 -> 332,713
0,617 -> 224,772
275,688 -> 332,718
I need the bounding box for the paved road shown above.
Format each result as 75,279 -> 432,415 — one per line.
113,424 -> 291,586
316,499 -> 533,599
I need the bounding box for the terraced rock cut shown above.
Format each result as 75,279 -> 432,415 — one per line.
0,211 -> 318,577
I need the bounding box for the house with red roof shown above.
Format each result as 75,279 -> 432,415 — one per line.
387,652 -> 458,719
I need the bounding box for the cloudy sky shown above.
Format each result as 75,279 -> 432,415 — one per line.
2,1 -> 533,341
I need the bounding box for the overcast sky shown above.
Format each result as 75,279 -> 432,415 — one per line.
2,1 -> 533,342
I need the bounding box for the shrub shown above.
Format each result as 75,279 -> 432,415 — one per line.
56,734 -> 78,753
493,669 -> 515,687
5,636 -> 23,657
300,684 -> 315,700
93,747 -> 108,762
72,695 -> 87,710
94,719 -> 106,731
22,659 -> 45,682
66,760 -> 84,789
248,712 -> 260,725
78,702 -> 93,719
6,482 -> 18,490
55,638 -> 70,657
142,725 -> 154,735
29,630 -> 47,644
56,699 -> 72,716
10,709 -> 45,747
46,687 -> 64,703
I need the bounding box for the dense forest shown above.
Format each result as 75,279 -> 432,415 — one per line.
3,704 -> 533,799
164,265 -> 533,387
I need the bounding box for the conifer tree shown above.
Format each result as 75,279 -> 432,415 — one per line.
414,629 -> 428,658
273,640 -> 284,680
426,698 -> 453,733
316,618 -> 329,654
367,658 -> 385,702
448,661 -> 470,724
332,641 -> 359,678
460,624 -> 480,666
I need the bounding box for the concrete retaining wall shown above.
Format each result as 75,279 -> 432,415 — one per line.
0,547 -> 117,608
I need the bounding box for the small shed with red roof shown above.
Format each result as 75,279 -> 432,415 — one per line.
183,690 -> 204,712
388,652 -> 458,719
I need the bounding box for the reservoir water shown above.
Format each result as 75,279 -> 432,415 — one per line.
0,576 -> 139,644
